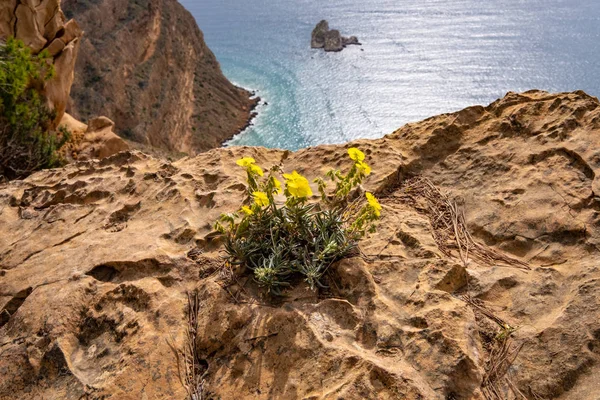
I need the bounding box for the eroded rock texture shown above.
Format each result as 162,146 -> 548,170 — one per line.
61,0 -> 259,155
1,91 -> 600,399
0,0 -> 83,126
58,114 -> 130,162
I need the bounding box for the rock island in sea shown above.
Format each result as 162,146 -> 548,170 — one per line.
311,19 -> 361,52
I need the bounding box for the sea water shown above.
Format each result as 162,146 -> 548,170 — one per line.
179,0 -> 600,150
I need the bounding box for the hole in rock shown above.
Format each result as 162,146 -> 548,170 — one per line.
85,259 -> 172,283
0,287 -> 33,328
86,265 -> 119,282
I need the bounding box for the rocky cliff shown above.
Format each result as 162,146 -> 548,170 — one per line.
61,0 -> 258,155
1,90 -> 600,399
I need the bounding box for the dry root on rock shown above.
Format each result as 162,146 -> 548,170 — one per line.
397,177 -> 529,270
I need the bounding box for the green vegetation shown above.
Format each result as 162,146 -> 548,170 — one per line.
0,38 -> 70,180
216,148 -> 381,294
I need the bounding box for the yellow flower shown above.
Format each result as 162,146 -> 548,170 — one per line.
236,157 -> 256,168
253,191 -> 270,207
236,157 -> 264,176
283,171 -> 313,198
366,192 -> 382,217
271,176 -> 282,194
241,205 -> 254,215
249,164 -> 264,177
348,147 -> 365,162
356,160 -> 371,176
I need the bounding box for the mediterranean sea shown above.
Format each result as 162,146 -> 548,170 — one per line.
179,0 -> 600,150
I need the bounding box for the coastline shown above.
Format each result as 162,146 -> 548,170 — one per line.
223,86 -> 264,147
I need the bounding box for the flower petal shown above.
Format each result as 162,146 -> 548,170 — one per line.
348,148 -> 365,162
236,157 -> 256,167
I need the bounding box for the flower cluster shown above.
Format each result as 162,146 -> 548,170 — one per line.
215,148 -> 382,295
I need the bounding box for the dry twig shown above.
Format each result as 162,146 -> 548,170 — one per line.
396,177 -> 529,270
168,291 -> 207,400
394,178 -> 529,398
461,294 -> 526,400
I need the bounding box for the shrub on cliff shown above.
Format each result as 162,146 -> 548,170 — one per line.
0,38 -> 70,180
216,148 -> 381,294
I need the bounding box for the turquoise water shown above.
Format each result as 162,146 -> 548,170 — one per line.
179,0 -> 600,150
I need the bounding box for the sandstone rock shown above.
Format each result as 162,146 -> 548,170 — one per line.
78,117 -> 129,160
2,91 -> 600,398
0,0 -> 17,39
77,128 -> 129,161
59,112 -> 87,135
43,38 -> 80,123
61,0 -> 258,156
45,38 -> 66,56
60,19 -> 82,44
14,3 -> 48,52
0,0 -> 83,127
87,116 -> 115,132
58,114 -> 129,162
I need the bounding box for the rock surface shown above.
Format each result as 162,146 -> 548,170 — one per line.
61,0 -> 259,156
311,20 -> 330,49
2,91 -> 600,399
311,20 -> 361,52
0,0 -> 83,126
58,113 -> 129,163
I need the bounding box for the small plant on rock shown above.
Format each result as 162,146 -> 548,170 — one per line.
215,148 -> 382,294
0,38 -> 71,180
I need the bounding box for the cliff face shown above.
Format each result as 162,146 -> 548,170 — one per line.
61,0 -> 257,155
2,91 -> 600,399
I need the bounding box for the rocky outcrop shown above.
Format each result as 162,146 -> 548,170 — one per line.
311,19 -> 330,48
0,1 -> 127,165
2,91 -> 600,399
59,114 -> 130,162
78,117 -> 130,160
0,0 -> 83,126
311,20 -> 361,52
61,0 -> 259,156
